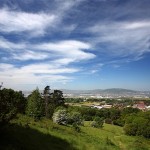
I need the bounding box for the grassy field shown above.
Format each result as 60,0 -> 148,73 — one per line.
1,114 -> 150,150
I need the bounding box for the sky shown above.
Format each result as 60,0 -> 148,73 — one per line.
0,0 -> 150,91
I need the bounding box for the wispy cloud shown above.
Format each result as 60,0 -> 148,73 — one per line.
0,63 -> 76,89
12,51 -> 49,60
0,38 -> 95,88
87,21 -> 150,62
35,40 -> 95,61
0,38 -> 95,62
0,0 -> 82,36
0,8 -> 56,36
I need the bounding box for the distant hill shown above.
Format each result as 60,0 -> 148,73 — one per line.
102,88 -> 137,93
61,88 -> 137,94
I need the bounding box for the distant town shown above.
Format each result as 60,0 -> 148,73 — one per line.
23,88 -> 150,99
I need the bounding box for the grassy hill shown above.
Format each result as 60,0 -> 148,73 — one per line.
1,114 -> 150,150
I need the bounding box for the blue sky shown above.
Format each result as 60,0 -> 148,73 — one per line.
0,0 -> 150,91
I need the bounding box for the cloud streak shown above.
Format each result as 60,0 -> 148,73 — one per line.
87,21 -> 150,62
0,8 -> 56,36
0,62 -> 75,89
0,38 -> 95,88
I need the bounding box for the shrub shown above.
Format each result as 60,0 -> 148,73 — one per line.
52,109 -> 68,125
91,121 -> 99,128
72,122 -> 81,132
105,118 -> 112,124
68,112 -> 83,125
91,117 -> 104,128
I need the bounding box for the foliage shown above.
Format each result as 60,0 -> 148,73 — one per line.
72,122 -> 81,132
43,86 -> 65,118
68,112 -> 83,125
91,117 -> 104,128
94,116 -> 104,127
52,109 -> 68,125
52,90 -> 65,106
90,121 -> 99,128
43,86 -> 51,118
105,136 -> 115,146
6,115 -> 150,150
122,107 -> 140,117
124,111 -> 150,138
0,121 -> 75,150
0,88 -> 25,126
113,118 -> 125,126
105,118 -> 112,124
26,88 -> 44,120
65,98 -> 84,103
47,103 -> 55,118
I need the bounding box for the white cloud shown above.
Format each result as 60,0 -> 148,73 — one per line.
88,21 -> 150,61
0,1 -> 83,36
35,40 -> 95,61
0,38 -> 95,63
12,51 -> 49,60
0,38 -> 97,89
123,22 -> 150,29
17,64 -> 79,74
0,8 -> 56,36
0,63 -> 76,89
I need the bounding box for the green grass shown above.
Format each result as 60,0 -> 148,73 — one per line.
1,114 -> 150,150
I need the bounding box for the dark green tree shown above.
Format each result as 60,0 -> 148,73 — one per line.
52,90 -> 64,106
26,88 -> 44,120
43,86 -> 65,118
43,86 -> 51,118
124,111 -> 150,138
0,88 -> 25,126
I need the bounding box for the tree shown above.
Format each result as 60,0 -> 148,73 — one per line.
0,88 -> 25,126
124,112 -> 150,138
43,86 -> 65,118
26,88 -> 44,120
52,90 -> 64,106
43,86 -> 51,118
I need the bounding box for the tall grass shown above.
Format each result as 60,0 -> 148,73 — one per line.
1,114 -> 150,150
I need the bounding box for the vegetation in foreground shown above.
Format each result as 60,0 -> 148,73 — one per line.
1,114 -> 150,150
0,86 -> 150,150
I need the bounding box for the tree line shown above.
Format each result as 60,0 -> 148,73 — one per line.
0,87 -> 150,138
0,86 -> 64,126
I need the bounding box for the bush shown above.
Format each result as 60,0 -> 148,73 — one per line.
94,117 -> 104,128
68,112 -> 83,125
91,121 -> 99,128
113,118 -> 125,126
52,109 -> 68,125
105,118 -> 112,124
72,122 -> 81,132
91,117 -> 104,128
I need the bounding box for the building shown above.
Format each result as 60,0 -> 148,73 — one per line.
133,101 -> 147,111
